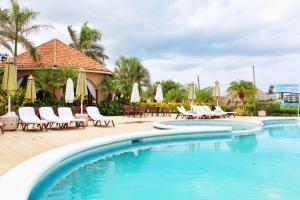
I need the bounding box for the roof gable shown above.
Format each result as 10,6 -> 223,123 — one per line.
1,39 -> 111,73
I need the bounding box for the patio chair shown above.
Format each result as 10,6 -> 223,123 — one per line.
176,106 -> 198,119
147,106 -> 158,116
86,106 -> 115,127
215,106 -> 236,117
136,106 -> 146,117
58,107 -> 85,128
18,107 -> 49,132
162,107 -> 171,117
123,105 -> 134,116
39,107 -> 70,129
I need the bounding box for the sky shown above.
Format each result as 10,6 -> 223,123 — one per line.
1,0 -> 300,94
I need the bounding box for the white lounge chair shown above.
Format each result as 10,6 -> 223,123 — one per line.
215,106 -> 236,117
39,107 -> 70,129
58,107 -> 85,128
86,106 -> 115,127
18,107 -> 49,131
202,106 -> 224,118
176,106 -> 199,119
193,106 -> 216,118
191,105 -> 210,119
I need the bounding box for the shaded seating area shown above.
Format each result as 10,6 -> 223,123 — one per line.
123,105 -> 172,117
14,106 -> 115,132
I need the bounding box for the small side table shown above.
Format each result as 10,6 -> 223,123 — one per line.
75,114 -> 89,127
0,113 -> 18,131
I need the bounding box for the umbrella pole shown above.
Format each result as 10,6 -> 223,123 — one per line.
217,99 -> 219,107
81,97 -> 83,114
8,95 -> 11,114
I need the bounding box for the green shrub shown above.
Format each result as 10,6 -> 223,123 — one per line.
98,100 -> 123,116
245,103 -> 256,116
255,101 -> 281,115
220,105 -> 235,112
273,107 -> 299,116
255,101 -> 299,116
140,102 -> 227,113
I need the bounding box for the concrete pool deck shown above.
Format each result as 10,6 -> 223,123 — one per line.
0,115 -> 296,176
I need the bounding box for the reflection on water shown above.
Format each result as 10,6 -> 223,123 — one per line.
267,125 -> 300,139
227,134 -> 258,154
188,143 -> 201,154
112,148 -> 152,173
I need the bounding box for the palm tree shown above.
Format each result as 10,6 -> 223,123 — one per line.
34,68 -> 77,101
99,74 -> 123,100
67,21 -> 108,64
114,56 -> 151,101
227,80 -> 257,106
0,0 -> 49,64
115,56 -> 150,86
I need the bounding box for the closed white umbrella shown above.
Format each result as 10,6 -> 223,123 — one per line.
155,84 -> 163,103
130,82 -> 140,103
213,80 -> 221,106
65,78 -> 74,103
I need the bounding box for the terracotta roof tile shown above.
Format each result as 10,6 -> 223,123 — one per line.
0,39 -> 111,73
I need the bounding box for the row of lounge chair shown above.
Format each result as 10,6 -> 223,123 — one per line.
176,105 -> 236,119
18,106 -> 115,131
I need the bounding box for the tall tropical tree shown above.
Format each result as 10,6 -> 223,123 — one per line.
0,0 -> 49,63
114,56 -> 151,101
67,21 -> 108,64
227,80 -> 257,106
196,87 -> 214,103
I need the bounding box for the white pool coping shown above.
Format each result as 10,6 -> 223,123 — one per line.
152,119 -> 264,134
0,117 -> 298,199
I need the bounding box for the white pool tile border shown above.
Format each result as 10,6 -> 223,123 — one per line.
0,117 -> 298,199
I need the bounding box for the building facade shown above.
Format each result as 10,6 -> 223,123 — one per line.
1,39 -> 111,102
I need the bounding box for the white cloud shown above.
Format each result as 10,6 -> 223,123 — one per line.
144,53 -> 300,93
1,0 -> 300,92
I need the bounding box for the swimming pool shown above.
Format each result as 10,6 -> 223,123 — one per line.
28,119 -> 300,200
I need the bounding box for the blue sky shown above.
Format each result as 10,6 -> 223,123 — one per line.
1,0 -> 300,93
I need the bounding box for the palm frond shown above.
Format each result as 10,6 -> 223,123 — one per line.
18,35 -> 39,61
0,37 -> 13,53
67,25 -> 79,47
21,24 -> 52,35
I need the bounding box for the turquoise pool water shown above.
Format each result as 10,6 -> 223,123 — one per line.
30,120 -> 300,200
161,120 -> 258,131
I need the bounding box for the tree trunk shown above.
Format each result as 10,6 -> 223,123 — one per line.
14,36 -> 18,68
241,98 -> 245,110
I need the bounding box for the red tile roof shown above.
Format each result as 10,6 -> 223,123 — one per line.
0,39 -> 111,73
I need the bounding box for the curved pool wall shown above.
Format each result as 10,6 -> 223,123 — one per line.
153,119 -> 263,134
0,118 -> 299,200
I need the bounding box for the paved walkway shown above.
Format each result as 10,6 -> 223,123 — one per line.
0,115 -> 284,175
0,115 -> 174,175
